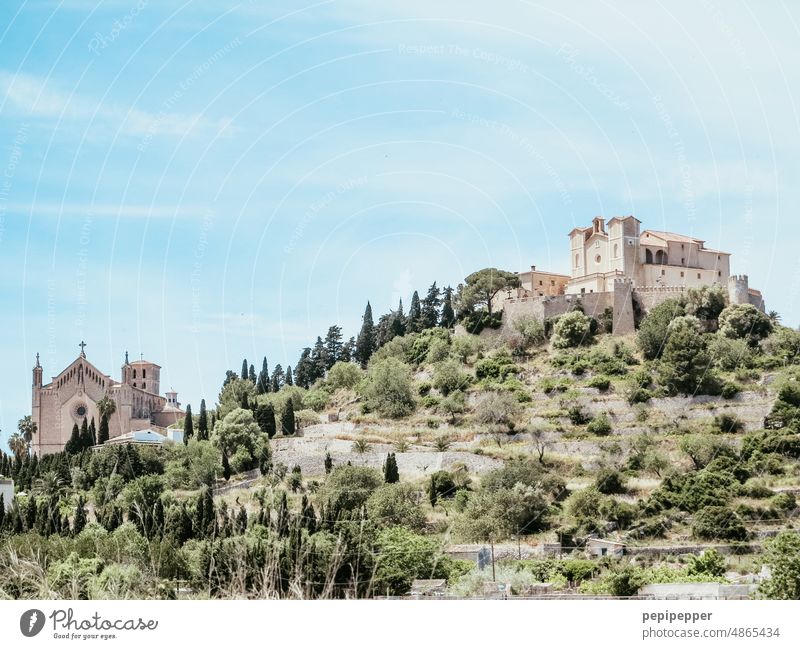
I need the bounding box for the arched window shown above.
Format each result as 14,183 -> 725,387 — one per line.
645,249 -> 654,264
575,253 -> 580,268
143,369 -> 146,379
655,250 -> 668,265
614,243 -> 619,258
133,369 -> 137,379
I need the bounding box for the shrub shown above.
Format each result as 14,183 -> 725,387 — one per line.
718,304 -> 773,347
637,299 -> 685,360
361,358 -> 416,418
366,483 -> 426,530
450,335 -> 486,364
714,413 -> 744,434
475,352 -> 520,382
568,405 -> 591,426
721,383 -> 741,400
474,391 -> 522,429
587,413 -> 613,436
461,310 -> 502,335
687,549 -> 726,577
428,471 -> 457,505
691,506 -> 748,541
684,285 -> 728,321
761,326 -> 800,365
552,311 -> 593,349
587,375 -> 611,391
708,335 -> 754,371
432,359 -> 472,396
418,381 -> 432,396
512,315 -> 547,349
326,362 -> 363,390
595,468 -> 626,494
771,492 -> 796,512
322,465 -> 383,512
657,316 -> 718,395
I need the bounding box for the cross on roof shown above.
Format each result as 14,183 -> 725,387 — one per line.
79,341 -> 87,356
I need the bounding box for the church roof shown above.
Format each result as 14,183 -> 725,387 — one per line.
130,360 -> 161,368
642,230 -> 704,245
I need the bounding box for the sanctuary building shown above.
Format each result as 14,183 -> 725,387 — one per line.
30,343 -> 184,456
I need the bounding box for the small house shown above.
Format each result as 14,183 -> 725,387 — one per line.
0,478 -> 14,511
409,579 -> 447,598
586,537 -> 625,559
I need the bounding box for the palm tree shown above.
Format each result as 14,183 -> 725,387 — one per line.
352,438 -> 371,454
8,432 -> 28,456
34,470 -> 67,499
433,436 -> 452,452
18,415 -> 37,443
97,395 -> 117,420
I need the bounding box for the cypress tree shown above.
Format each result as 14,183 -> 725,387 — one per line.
183,404 -> 194,444
241,359 -> 249,382
236,505 -> 248,533
79,417 -> 92,450
281,400 -> 296,436
355,302 -> 376,367
271,365 -> 285,392
383,452 -> 400,484
198,399 -> 208,441
0,494 -> 5,530
258,442 -> 272,476
222,451 -> 231,481
408,290 -> 422,332
256,403 -> 277,438
242,392 -> 250,410
249,363 -> 257,384
98,415 -> 110,444
285,366 -> 294,386
65,423 -> 81,455
440,285 -> 456,328
89,417 -> 97,446
294,348 -> 313,389
153,498 -> 165,538
324,451 -> 333,474
257,357 -> 270,394
73,495 -> 86,535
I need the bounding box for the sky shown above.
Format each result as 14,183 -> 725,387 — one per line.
1,0 -> 799,449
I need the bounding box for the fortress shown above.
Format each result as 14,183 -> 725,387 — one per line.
30,344 -> 184,456
500,216 -> 764,334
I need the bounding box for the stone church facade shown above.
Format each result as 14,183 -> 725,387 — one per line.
30,345 -> 184,456
499,216 -> 765,335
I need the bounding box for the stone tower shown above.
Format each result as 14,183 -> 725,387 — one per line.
728,275 -> 750,305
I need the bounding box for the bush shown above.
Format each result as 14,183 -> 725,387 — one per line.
587,413 -> 613,436
361,358 -> 416,418
512,315 -> 547,349
714,413 -> 744,434
474,391 -> 522,430
366,483 -> 426,530
552,311 -> 593,349
687,549 -> 726,577
322,465 -> 383,512
428,471 -> 457,505
475,352 -> 520,382
568,405 -> 591,426
461,310 -> 502,335
761,327 -> 800,365
691,506 -> 748,541
684,285 -> 728,321
721,383 -> 741,400
657,316 -> 718,395
637,299 -> 685,360
587,375 -> 611,391
432,359 -> 472,396
708,335 -> 754,371
595,468 -> 626,494
771,492 -> 796,512
326,362 -> 363,390
719,304 -> 773,347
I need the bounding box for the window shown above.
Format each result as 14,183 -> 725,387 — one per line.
143,382 -> 146,390
662,269 -> 666,276
143,369 -> 146,378
539,280 -> 543,286
718,271 -> 722,277
575,254 -> 580,268
614,243 -> 619,258
595,255 -> 602,264
655,250 -> 668,265
681,257 -> 685,265
133,369 -> 137,379
133,382 -> 137,388
681,271 -> 685,278
581,288 -> 586,294
551,280 -> 555,286
601,548 -> 608,557
697,273 -> 702,279
645,249 -> 654,264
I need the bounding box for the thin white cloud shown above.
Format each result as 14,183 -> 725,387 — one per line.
0,70 -> 232,139
3,201 -> 207,218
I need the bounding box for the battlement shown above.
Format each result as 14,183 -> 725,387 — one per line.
729,274 -> 749,283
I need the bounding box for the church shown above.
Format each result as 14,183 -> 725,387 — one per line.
30,343 -> 184,456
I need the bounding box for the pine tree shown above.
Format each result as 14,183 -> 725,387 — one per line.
257,357 -> 270,394
340,337 -> 355,363
293,348 -> 313,389
440,285 -> 456,328
408,290 -> 422,332
256,403 -> 277,438
183,404 -> 194,444
222,452 -> 231,481
285,366 -> 294,386
249,363 -> 257,384
271,364 -> 285,392
324,451 -> 333,474
198,399 -> 208,441
355,302 -> 376,367
281,400 -> 296,436
383,452 -> 400,484
421,282 -> 442,330
98,415 -> 110,444
241,359 -> 249,382
324,325 -> 344,369
73,495 -> 86,535
310,337 -> 328,382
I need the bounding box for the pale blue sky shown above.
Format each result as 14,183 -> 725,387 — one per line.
1,1 -> 799,449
